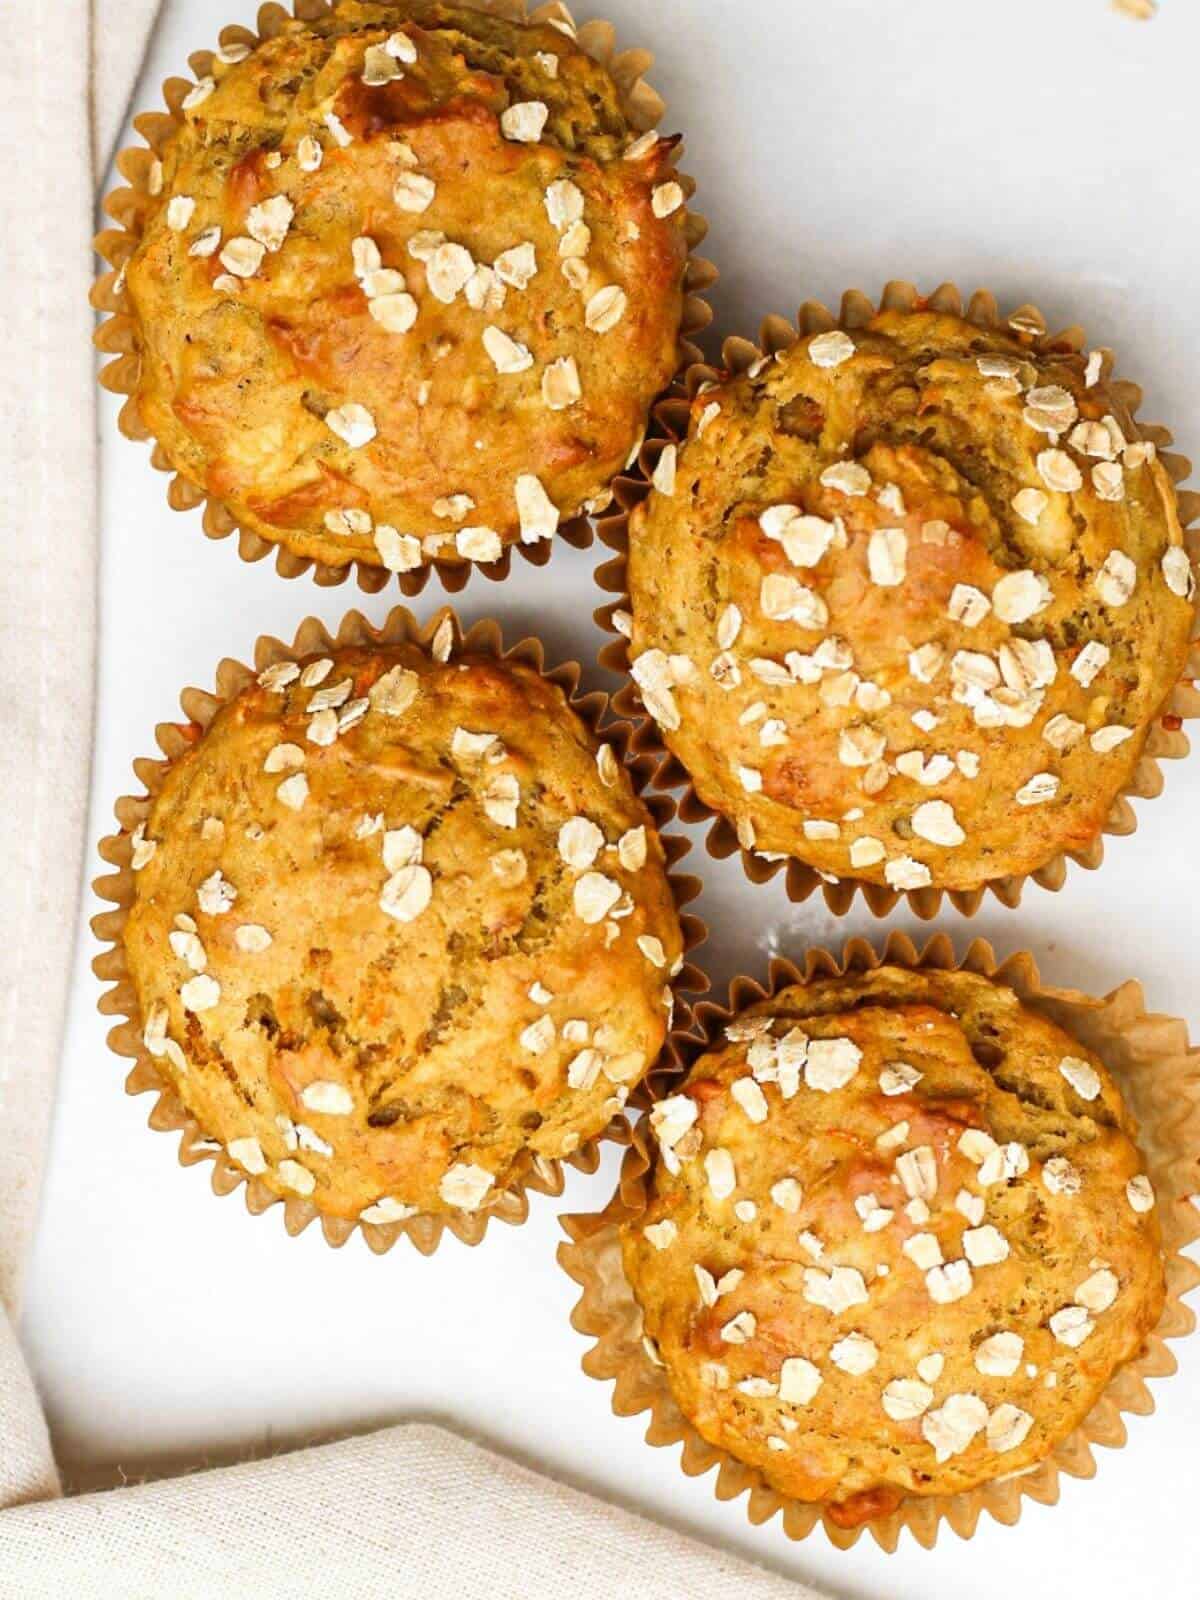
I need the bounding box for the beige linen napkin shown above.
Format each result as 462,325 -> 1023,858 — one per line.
0,4 -> 822,1593
0,1420 -> 817,1599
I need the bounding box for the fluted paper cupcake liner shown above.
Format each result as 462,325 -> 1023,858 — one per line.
594,281 -> 1200,919
92,0 -> 717,595
93,603 -> 707,1256
559,929 -> 1200,1549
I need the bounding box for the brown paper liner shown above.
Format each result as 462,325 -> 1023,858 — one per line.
91,0 -> 717,597
559,930 -> 1200,1550
92,604 -> 708,1255
595,280 -> 1200,919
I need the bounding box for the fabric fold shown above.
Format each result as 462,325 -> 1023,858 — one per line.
92,0 -> 165,181
0,1421 -> 816,1598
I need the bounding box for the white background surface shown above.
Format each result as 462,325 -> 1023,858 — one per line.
22,0 -> 1200,1593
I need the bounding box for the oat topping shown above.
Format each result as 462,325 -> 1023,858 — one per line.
574,871 -> 621,924
720,1310 -> 757,1345
805,1037 -> 862,1091
300,1081 -> 353,1116
275,772 -> 309,811
879,1061 -> 921,1096
804,1264 -> 870,1314
1075,1268 -> 1119,1312
962,1224 -> 1009,1267
296,134 -> 323,172
585,284 -> 629,334
1049,1304 -> 1094,1348
324,403 -> 377,448
520,1015 -> 555,1055
500,100 -> 549,143
379,861 -> 432,923
130,823 -> 157,869
882,1378 -> 933,1421
596,743 -> 619,786
166,195 -> 196,231
195,870 -> 236,916
1126,1174 -> 1155,1213
1070,640 -> 1110,688
227,1136 -> 266,1175
482,326 -> 534,374
911,800 -> 965,847
828,1333 -> 878,1376
978,1140 -> 1029,1186
361,1197 -> 417,1225
776,1357 -> 822,1404
705,1147 -> 736,1199
884,857 -> 932,891
180,974 -> 220,1013
218,236 -> 265,278
1059,1055 -> 1101,1100
1042,1156 -> 1081,1197
808,331 -> 855,369
1162,546 -> 1195,598
558,816 -> 604,871
922,1393 -> 988,1461
644,180 -> 683,221
616,825 -> 647,870
182,77 -> 215,111
730,1077 -> 769,1122
651,444 -> 677,496
867,528 -> 907,587
820,461 -> 871,496
439,1162 -> 495,1211
1095,549 -> 1137,606
246,195 -> 294,251
926,1260 -> 974,1304
544,178 -> 584,230
902,1232 -> 942,1269
644,1219 -> 677,1250
1015,772 -> 1059,807
948,584 -> 990,627
542,356 -> 582,410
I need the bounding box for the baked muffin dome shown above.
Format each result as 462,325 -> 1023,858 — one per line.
123,1 -> 690,573
621,966 -> 1164,1525
123,637 -> 684,1222
625,309 -> 1195,893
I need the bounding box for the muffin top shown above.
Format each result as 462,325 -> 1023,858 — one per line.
125,1 -> 689,572
621,966 -> 1164,1524
124,636 -> 684,1222
625,310 -> 1195,893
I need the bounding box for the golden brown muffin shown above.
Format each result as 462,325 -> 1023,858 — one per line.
621,967 -> 1165,1525
625,310 -> 1196,893
123,1 -> 690,573
122,636 -> 685,1222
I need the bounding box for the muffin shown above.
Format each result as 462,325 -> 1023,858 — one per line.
120,629 -> 685,1225
119,0 -> 691,575
621,965 -> 1165,1527
624,307 -> 1195,894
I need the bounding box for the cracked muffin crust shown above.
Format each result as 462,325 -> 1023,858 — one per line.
122,632 -> 684,1222
621,966 -> 1164,1525
123,1 -> 690,573
624,309 -> 1195,893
